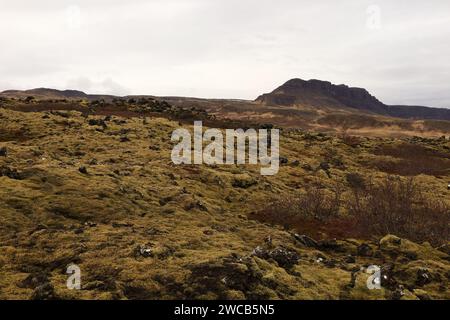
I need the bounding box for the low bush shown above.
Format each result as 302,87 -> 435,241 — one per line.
255,176 -> 449,245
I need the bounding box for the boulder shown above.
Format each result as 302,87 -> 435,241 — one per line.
293,234 -> 318,248
252,245 -> 299,268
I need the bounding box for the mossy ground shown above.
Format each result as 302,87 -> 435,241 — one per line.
0,107 -> 449,300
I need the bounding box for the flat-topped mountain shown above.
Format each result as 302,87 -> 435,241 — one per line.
256,78 -> 450,121
256,78 -> 386,112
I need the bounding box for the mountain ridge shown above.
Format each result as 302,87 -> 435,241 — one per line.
2,78 -> 450,121
256,78 -> 450,120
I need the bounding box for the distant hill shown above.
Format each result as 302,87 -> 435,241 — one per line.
2,79 -> 450,122
256,78 -> 450,121
0,88 -> 117,102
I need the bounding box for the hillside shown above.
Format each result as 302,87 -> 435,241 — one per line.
256,79 -> 450,121
0,99 -> 449,300
3,79 -> 450,139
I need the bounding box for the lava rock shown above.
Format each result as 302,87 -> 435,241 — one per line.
416,268 -> 432,287
252,246 -> 299,268
232,177 -> 257,189
32,283 -> 56,300
88,118 -> 107,128
357,243 -> 373,257
0,166 -> 23,180
136,244 -> 153,258
293,234 -> 318,248
78,166 -> 88,174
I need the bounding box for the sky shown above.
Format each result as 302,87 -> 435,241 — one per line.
0,0 -> 449,108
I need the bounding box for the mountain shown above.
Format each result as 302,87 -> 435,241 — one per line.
0,88 -> 117,101
2,79 -> 450,122
256,78 -> 450,121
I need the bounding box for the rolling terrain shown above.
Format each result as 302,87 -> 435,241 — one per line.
3,78 -> 450,138
0,81 -> 449,300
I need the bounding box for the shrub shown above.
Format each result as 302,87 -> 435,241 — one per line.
259,181 -> 342,222
255,176 -> 449,245
348,176 -> 449,245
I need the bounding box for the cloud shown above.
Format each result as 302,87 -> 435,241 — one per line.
66,77 -> 129,95
0,0 -> 449,107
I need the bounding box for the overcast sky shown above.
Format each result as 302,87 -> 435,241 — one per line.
1,0 -> 449,107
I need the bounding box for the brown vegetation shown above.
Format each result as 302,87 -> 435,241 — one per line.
255,176 -> 449,246
348,176 -> 449,246
370,143 -> 450,176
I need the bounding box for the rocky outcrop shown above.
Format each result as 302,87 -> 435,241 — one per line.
256,78 -> 450,121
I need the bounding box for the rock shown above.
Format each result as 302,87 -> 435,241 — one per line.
416,268 -> 432,286
293,234 -> 318,248
73,227 -> 84,234
186,255 -> 264,299
84,221 -> 97,227
252,246 -> 266,257
0,166 -> 22,180
112,222 -> 133,228
380,264 -> 397,290
88,118 -> 107,128
232,176 -> 257,189
20,272 -> 56,300
203,230 -> 214,236
318,162 -> 331,177
159,196 -> 172,206
346,173 -> 366,189
344,255 -> 356,264
252,246 -> 299,268
291,160 -> 300,166
78,166 -> 88,174
149,145 -> 160,151
357,243 -> 373,257
391,285 -> 405,300
319,162 -> 330,171
0,147 -> 7,157
19,273 -> 49,289
318,239 -> 343,251
184,200 -> 208,212
134,242 -> 173,259
413,289 -> 431,300
146,227 -> 167,236
32,283 -> 56,300
136,244 -> 153,258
